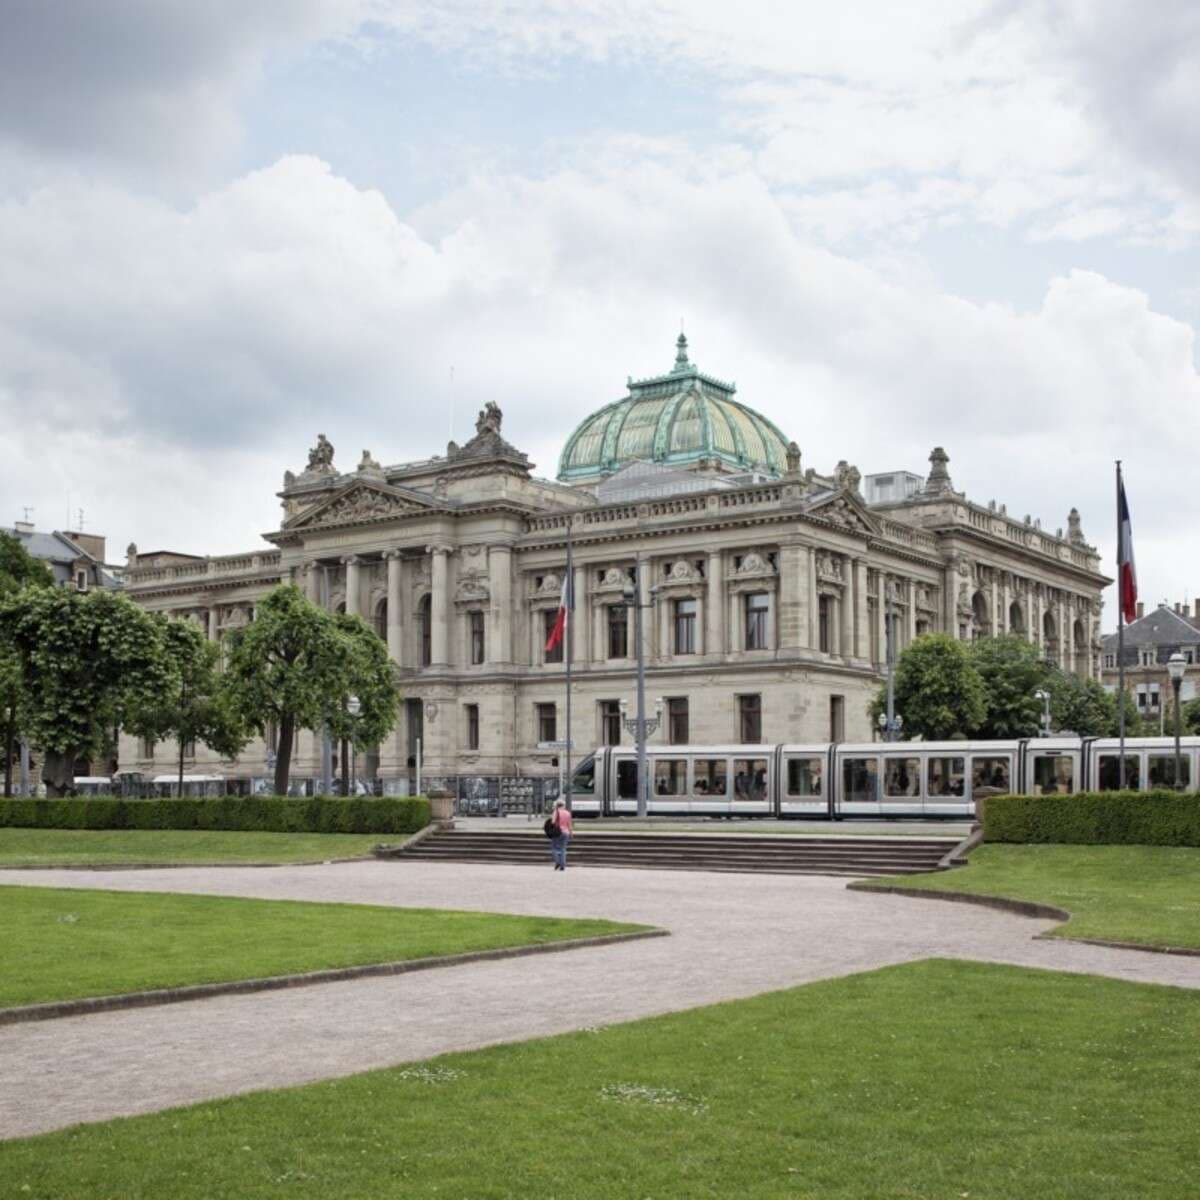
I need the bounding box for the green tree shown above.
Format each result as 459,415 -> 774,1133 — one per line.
136,618 -> 248,794
224,586 -> 400,795
0,588 -> 169,795
0,532 -> 56,795
1182,696 -> 1200,736
869,634 -> 986,740
1046,671 -> 1118,736
969,635 -> 1051,738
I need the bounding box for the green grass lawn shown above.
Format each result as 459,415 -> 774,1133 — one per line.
0,827 -> 389,866
3,960 -> 1199,1198
0,885 -> 642,1008
863,844 -> 1200,949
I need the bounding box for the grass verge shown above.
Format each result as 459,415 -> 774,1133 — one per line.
3,960 -> 1199,1198
861,843 -> 1200,949
0,885 -> 643,1008
0,828 -> 388,867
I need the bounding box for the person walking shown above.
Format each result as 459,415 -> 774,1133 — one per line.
549,799 -> 573,871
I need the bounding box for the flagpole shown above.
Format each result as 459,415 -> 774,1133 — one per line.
564,518 -> 573,812
1116,460 -> 1126,788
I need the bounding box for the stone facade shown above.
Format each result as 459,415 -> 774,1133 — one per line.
1100,601 -> 1200,725
119,358 -> 1109,795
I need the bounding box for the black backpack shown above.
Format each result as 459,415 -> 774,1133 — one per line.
543,815 -> 558,839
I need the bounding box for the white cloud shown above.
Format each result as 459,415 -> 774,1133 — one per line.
1,151 -> 1196,613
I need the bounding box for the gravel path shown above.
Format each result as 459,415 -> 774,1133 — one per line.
3,860 -> 1199,1140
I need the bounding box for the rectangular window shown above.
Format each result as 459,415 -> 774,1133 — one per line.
181,738 -> 196,759
1032,755 -> 1074,794
469,611 -> 485,665
75,570 -> 88,591
915,619 -> 930,637
842,757 -> 879,804
733,759 -> 768,803
674,598 -> 698,655
1148,755 -> 1190,789
140,736 -> 155,759
653,759 -> 687,796
616,760 -> 639,799
818,595 -> 832,653
543,610 -> 563,664
883,757 -> 921,798
829,695 -> 845,742
607,605 -> 628,659
971,756 -> 1012,796
927,756 -> 966,797
600,700 -> 622,746
465,704 -> 479,750
745,592 -> 769,650
667,697 -> 689,744
786,757 -> 823,797
738,694 -> 762,743
536,703 -> 557,744
1098,754 -> 1140,791
693,759 -> 728,797
419,599 -> 432,667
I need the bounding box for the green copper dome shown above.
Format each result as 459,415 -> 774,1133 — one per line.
557,335 -> 792,482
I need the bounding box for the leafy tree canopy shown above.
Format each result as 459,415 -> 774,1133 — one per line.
869,634 -> 987,740
969,635 -> 1051,739
0,531 -> 55,596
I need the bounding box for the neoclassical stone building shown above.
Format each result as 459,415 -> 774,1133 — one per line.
121,336 -> 1109,796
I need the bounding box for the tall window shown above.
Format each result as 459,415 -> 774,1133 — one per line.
745,592 -> 769,650
418,595 -> 432,666
373,599 -> 387,641
738,694 -> 762,743
667,697 -> 689,744
536,703 -> 557,743
607,604 -> 628,658
140,736 -> 155,759
465,704 -> 480,750
818,595 -> 832,653
469,611 -> 485,665
673,598 -> 697,655
600,700 -> 622,746
830,695 -> 845,741
543,610 -> 563,664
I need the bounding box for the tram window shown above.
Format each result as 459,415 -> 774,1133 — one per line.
616,760 -> 639,799
1148,755 -> 1190,789
693,759 -> 728,796
927,757 -> 965,797
971,756 -> 1011,796
734,758 -> 768,803
884,757 -> 920,798
1032,755 -> 1074,795
1097,755 -> 1140,791
572,755 -> 596,795
786,757 -> 822,796
654,759 -> 687,796
842,757 -> 879,803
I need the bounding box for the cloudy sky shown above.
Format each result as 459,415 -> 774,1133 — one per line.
1,1 -> 1197,624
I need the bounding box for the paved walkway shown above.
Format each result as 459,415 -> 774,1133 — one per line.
3,860 -> 1199,1140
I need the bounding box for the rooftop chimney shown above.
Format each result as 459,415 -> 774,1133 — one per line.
1175,603 -> 1182,615
1136,601 -> 1145,620
14,520 -> 33,535
1184,604 -> 1192,619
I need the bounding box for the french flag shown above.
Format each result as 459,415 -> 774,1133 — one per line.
545,569 -> 573,653
1117,473 -> 1138,625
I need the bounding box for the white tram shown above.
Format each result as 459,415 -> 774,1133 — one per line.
566,736 -> 1200,819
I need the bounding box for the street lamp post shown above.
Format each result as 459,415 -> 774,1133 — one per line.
618,563 -> 660,817
884,581 -> 898,742
1167,652 -> 1186,791
346,694 -> 361,796
1034,688 -> 1052,738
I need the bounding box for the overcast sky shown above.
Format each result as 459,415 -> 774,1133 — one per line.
1,1 -> 1197,625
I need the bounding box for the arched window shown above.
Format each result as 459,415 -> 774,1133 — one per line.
418,595 -> 432,666
1009,601 -> 1024,635
971,591 -> 990,639
373,598 -> 387,641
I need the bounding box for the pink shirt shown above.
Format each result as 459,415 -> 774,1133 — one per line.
553,808 -> 574,835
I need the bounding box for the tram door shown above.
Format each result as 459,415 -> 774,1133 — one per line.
838,754 -> 881,816
1027,751 -> 1078,796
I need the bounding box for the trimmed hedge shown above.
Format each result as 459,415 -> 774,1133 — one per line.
983,791 -> 1200,847
0,796 -> 431,836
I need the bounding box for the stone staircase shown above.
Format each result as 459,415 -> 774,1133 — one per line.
380,828 -> 956,877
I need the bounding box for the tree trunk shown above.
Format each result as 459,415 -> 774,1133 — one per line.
341,736 -> 349,797
43,749 -> 77,797
274,713 -> 295,796
178,737 -> 186,798
3,707 -> 14,798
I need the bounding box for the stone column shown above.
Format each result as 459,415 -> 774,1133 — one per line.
1001,573 -> 1012,636
343,556 -> 361,617
839,575 -> 853,659
305,561 -> 322,605
489,545 -> 513,664
876,574 -> 887,667
808,548 -> 818,648
854,559 -> 869,660
429,545 -> 450,666
991,575 -> 1001,636
906,579 -> 917,647
385,551 -> 403,666
706,551 -> 724,657
573,560 -> 590,664
207,607 -> 219,642
777,544 -> 802,651
943,561 -> 957,639
1056,594 -> 1067,669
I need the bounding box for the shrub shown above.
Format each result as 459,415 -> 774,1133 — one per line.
0,796 -> 431,836
983,791 -> 1200,847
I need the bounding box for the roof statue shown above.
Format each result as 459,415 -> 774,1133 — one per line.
1067,507 -> 1086,545
785,441 -> 802,474
558,332 -> 790,482
357,449 -> 385,480
923,446 -> 955,496
304,433 -> 336,476
475,400 -> 503,436
834,460 -> 862,496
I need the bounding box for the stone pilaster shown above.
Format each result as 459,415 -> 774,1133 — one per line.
385,551 -> 403,666
489,545 -> 513,664
573,561 -> 589,664
854,559 -> 869,659
706,551 -> 724,657
428,545 -> 450,666
342,556 -> 361,618
207,607 -> 218,642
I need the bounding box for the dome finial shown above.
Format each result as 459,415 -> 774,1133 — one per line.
674,329 -> 689,372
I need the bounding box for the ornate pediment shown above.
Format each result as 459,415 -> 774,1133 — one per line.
807,490 -> 878,534
286,482 -> 435,531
